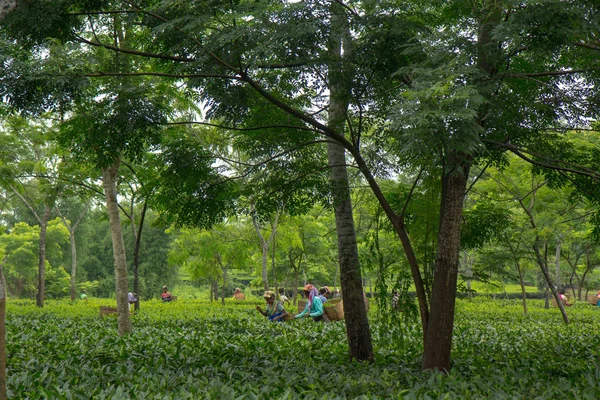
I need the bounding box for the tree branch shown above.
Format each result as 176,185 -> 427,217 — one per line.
505,68 -> 597,78
573,42 -> 600,51
482,139 -> 600,181
74,36 -> 195,62
165,121 -> 320,133
85,71 -> 239,80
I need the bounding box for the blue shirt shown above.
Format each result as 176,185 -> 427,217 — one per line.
295,296 -> 324,318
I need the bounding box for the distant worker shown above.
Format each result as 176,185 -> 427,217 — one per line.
596,290 -> 600,306
161,286 -> 173,302
333,289 -> 340,299
558,289 -> 572,307
295,284 -> 325,322
279,288 -> 291,306
79,291 -> 87,301
256,290 -> 288,322
128,292 -> 138,312
233,288 -> 246,301
318,287 -> 330,304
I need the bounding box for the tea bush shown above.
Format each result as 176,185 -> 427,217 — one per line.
5,298 -> 600,399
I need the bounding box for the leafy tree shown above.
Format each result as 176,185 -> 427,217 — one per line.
168,222 -> 253,304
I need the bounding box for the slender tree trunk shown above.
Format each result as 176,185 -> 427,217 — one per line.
422,161 -> 470,371
56,203 -> 88,302
251,204 -> 270,290
463,251 -> 473,297
272,228 -> 278,297
221,266 -> 228,306
102,158 -> 131,335
69,230 -> 77,301
13,186 -> 54,308
290,251 -> 299,306
534,239 -> 569,324
36,204 -> 50,308
516,261 -> 528,314
0,258 -> 7,400
555,241 -> 561,290
132,202 -> 147,311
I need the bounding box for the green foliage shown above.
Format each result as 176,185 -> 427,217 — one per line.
168,223 -> 253,289
0,220 -> 70,298
461,202 -> 512,250
5,298 -> 600,399
149,127 -> 239,229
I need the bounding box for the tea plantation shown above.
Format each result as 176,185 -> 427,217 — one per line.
6,298 -> 600,399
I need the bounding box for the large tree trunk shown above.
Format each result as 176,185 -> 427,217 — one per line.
328,1 -> 373,362
36,204 -> 51,308
0,258 -> 7,400
102,159 -> 131,335
328,141 -> 373,362
422,161 -> 470,371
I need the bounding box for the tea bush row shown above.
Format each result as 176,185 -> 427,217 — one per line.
5,298 -> 600,399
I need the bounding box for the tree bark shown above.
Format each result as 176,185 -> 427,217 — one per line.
328,1 -> 373,362
422,161 -> 470,371
102,158 -> 131,335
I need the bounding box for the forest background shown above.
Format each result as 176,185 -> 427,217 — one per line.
0,0 -> 599,381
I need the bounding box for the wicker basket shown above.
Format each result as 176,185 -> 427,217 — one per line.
296,297 -> 368,321
587,294 -> 599,305
324,300 -> 344,321
233,293 -> 246,301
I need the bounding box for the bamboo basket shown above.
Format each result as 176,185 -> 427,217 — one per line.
233,293 -> 246,301
324,300 -> 344,321
587,295 -> 599,305
296,298 -> 368,321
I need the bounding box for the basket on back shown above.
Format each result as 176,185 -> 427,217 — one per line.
295,298 -> 369,322
233,293 -> 246,301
